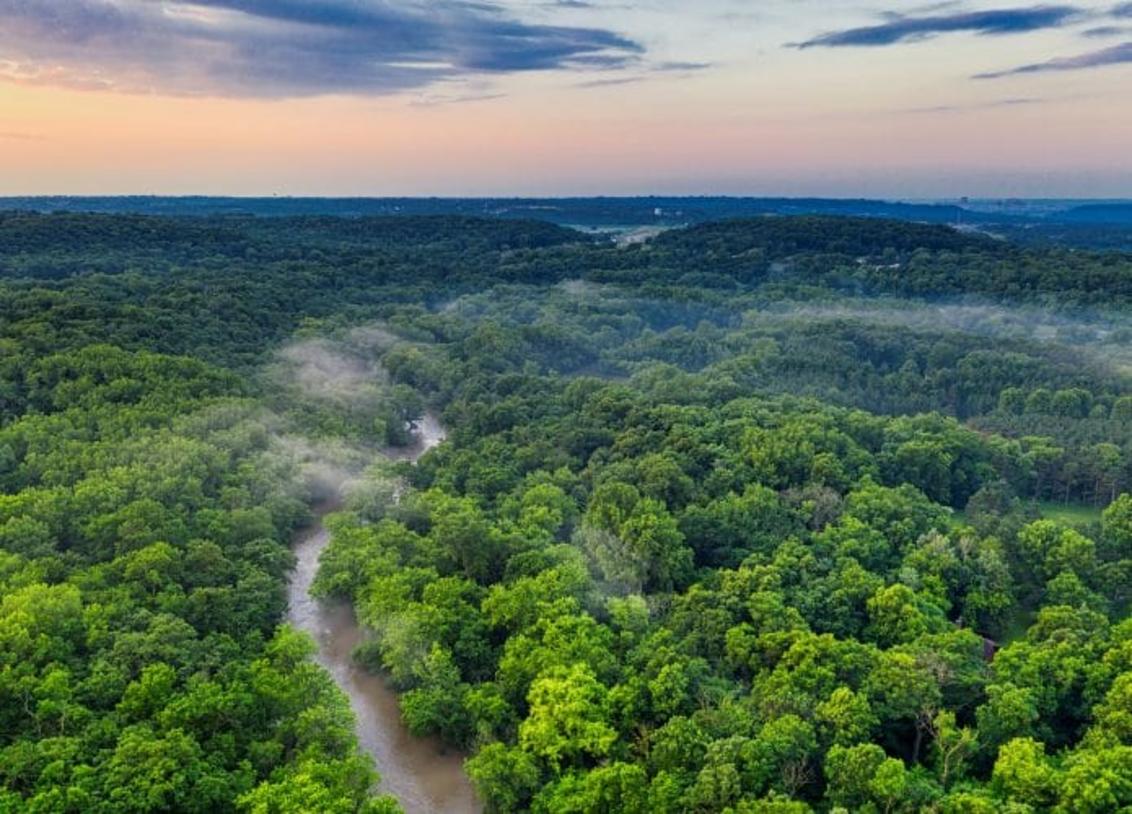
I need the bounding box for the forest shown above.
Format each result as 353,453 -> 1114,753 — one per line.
1,211 -> 1131,812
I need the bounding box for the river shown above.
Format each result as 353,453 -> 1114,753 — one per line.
286,414 -> 481,813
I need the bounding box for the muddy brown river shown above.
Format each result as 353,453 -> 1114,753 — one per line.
286,415 -> 481,813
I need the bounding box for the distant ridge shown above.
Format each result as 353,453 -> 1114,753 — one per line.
0,195 -> 1019,225
1,195 -> 1129,250
1058,203 -> 1132,225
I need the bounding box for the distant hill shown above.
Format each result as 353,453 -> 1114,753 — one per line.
0,194 -> 1013,225
2,195 -> 1130,250
651,215 -> 996,261
1057,203 -> 1132,225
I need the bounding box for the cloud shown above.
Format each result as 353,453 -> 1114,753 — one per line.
0,130 -> 46,141
409,91 -> 507,107
0,0 -> 643,98
795,5 -> 1081,48
1081,4 -> 1132,34
1081,24 -> 1132,36
899,96 -> 1044,113
573,59 -> 711,89
655,61 -> 713,72
575,76 -> 644,88
975,40 -> 1132,76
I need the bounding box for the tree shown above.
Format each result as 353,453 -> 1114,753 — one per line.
930,710 -> 976,788
104,726 -> 214,813
1024,389 -> 1053,415
400,645 -> 474,745
825,743 -> 887,810
992,737 -> 1057,809
998,388 -> 1026,415
519,664 -> 617,770
869,757 -> 911,814
751,714 -> 818,797
1056,742 -> 1132,813
976,684 -> 1039,755
582,483 -> 692,593
816,686 -> 878,747
679,485 -> 797,568
466,743 -> 542,814
865,584 -> 933,647
532,763 -> 652,814
239,757 -> 399,814
1101,493 -> 1132,561
865,651 -> 942,762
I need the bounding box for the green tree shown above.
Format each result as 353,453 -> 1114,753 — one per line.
519,664 -> 617,770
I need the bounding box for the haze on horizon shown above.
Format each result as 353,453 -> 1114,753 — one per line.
1,0 -> 1130,198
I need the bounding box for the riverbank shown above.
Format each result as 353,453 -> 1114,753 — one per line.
285,415 -> 481,813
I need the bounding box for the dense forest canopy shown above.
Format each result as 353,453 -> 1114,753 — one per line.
1,211 -> 1131,812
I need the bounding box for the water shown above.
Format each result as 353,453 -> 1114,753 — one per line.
286,415 -> 481,813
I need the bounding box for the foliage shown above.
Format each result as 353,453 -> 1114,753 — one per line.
2,211 -> 1131,811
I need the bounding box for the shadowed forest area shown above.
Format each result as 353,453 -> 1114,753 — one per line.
2,212 -> 1131,812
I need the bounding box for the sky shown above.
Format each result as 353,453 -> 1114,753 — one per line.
0,1 -> 1130,198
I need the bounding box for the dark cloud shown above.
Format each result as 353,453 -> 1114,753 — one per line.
1082,24 -> 1132,36
0,0 -> 643,97
975,40 -> 1132,76
795,5 -> 1081,48
1115,2 -> 1132,17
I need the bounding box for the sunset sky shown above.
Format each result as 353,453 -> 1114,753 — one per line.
1,1 -> 1130,197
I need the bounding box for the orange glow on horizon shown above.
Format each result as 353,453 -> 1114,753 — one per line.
1,36 -> 1130,198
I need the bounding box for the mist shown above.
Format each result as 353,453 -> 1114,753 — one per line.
751,299 -> 1132,377
253,324 -> 428,508
274,336 -> 390,406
